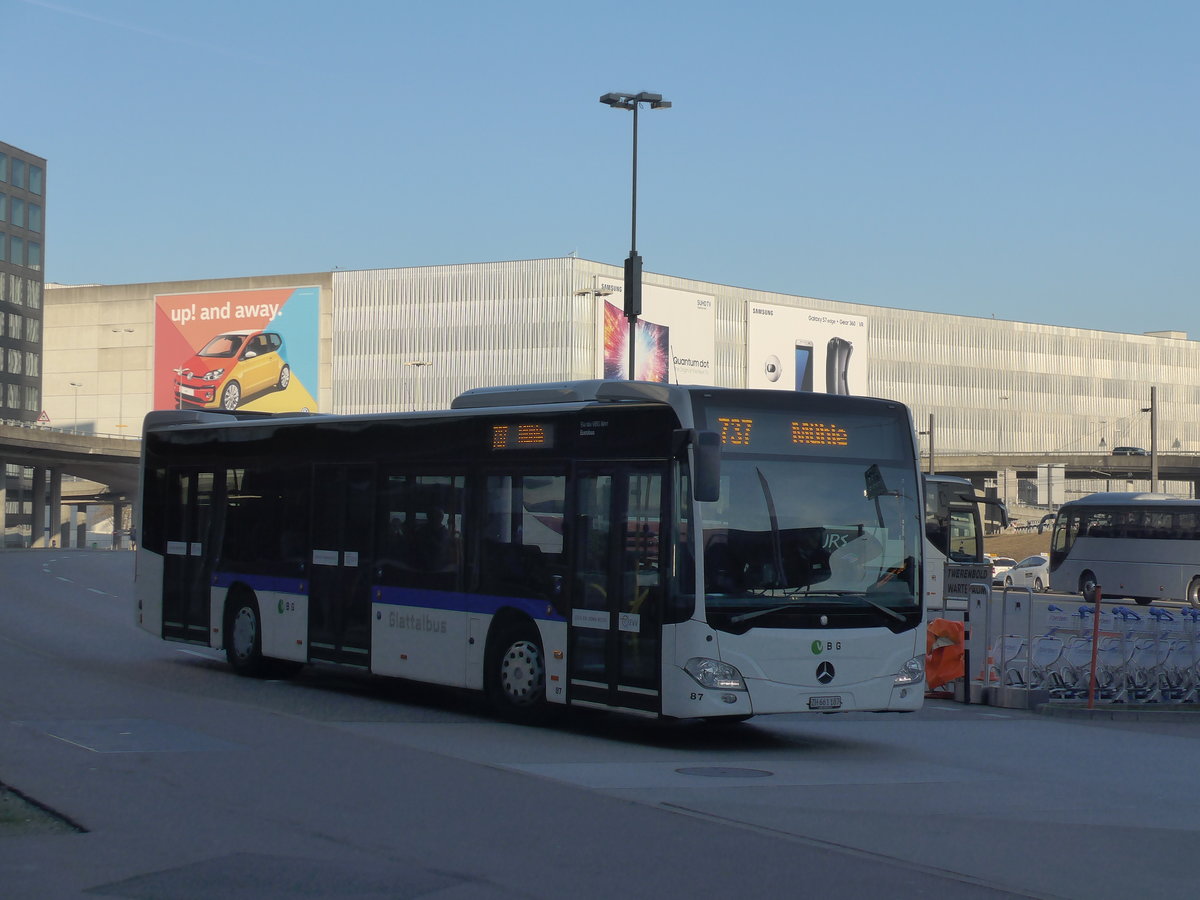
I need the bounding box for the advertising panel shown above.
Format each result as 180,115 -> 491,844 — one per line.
746,303 -> 868,395
593,277 -> 715,384
153,286 -> 319,413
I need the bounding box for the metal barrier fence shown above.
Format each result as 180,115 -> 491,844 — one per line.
942,585 -> 1200,708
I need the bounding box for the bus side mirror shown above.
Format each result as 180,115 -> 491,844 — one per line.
693,430 -> 721,503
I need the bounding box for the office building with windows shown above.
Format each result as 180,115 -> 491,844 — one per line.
0,140 -> 47,424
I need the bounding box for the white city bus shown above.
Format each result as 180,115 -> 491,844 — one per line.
136,380 -> 926,721
923,474 -> 1008,611
1050,492 -> 1200,606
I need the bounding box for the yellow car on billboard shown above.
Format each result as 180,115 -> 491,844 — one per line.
173,330 -> 290,411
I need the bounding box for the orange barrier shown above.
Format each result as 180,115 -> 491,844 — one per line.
926,617 -> 965,692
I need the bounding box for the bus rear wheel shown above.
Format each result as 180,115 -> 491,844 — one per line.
225,592 -> 266,677
485,621 -> 546,721
1079,571 -> 1099,602
1188,577 -> 1200,608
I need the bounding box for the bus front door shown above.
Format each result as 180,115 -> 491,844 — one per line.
308,464 -> 374,666
162,468 -> 218,644
569,466 -> 664,714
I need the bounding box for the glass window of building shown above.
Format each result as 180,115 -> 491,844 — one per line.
0,151 -> 6,181
28,165 -> 43,195
8,312 -> 20,337
24,385 -> 37,411
27,242 -> 40,271
28,203 -> 42,233
0,192 -> 7,220
7,384 -> 19,409
0,310 -> 4,336
9,276 -> 21,305
27,280 -> 41,309
26,352 -> 38,377
10,197 -> 23,228
25,318 -> 40,342
10,158 -> 25,190
7,349 -> 19,374
9,235 -> 22,267
0,233 -> 6,263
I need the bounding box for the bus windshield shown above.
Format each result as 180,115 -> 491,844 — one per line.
692,396 -> 922,629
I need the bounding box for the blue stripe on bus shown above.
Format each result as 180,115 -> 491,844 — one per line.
211,571 -> 564,623
374,585 -> 565,622
212,571 -> 309,594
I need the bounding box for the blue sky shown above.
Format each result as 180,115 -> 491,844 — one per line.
11,0 -> 1198,338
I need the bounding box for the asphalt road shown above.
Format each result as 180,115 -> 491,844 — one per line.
2,551 -> 1198,900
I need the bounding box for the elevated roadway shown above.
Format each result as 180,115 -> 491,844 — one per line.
930,451 -> 1200,494
0,422 -> 140,494
1,422 -> 140,547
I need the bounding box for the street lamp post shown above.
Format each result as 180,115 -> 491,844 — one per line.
69,382 -> 82,434
600,91 -> 672,380
1142,385 -> 1158,492
111,328 -> 134,432
919,414 -> 935,474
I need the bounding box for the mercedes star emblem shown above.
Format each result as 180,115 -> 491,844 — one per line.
816,661 -> 836,684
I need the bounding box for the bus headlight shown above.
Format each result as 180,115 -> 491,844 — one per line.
894,655 -> 925,686
685,658 -> 746,691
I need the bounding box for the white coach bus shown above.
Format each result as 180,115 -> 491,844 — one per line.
1049,492 -> 1200,605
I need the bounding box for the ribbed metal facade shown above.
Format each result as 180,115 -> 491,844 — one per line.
334,260 -> 594,413
333,257 -> 1200,468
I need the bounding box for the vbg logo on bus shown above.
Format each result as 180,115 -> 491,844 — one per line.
811,640 -> 843,655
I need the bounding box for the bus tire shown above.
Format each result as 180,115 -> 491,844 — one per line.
1079,571 -> 1099,602
485,619 -> 546,721
1187,577 -> 1200,608
225,590 -> 267,677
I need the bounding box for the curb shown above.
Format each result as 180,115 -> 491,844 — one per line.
1037,702 -> 1200,722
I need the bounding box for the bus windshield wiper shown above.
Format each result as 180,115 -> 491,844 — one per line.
755,466 -> 786,587
730,592 -> 908,624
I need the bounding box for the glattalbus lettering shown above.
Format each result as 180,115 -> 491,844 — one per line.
388,610 -> 448,633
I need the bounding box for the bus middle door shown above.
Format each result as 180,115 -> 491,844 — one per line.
308,464 -> 374,666
162,468 -> 218,644
569,465 -> 664,714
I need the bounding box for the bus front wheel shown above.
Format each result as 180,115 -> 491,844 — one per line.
225,592 -> 266,677
485,620 -> 546,721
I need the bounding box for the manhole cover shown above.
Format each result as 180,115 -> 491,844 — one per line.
675,766 -> 773,778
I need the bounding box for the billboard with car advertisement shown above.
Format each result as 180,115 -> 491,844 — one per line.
745,302 -> 868,395
153,286 -> 320,413
593,277 -> 715,384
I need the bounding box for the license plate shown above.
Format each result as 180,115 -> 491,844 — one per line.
808,695 -> 842,710
179,386 -> 195,396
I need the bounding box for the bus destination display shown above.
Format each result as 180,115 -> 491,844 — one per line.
491,422 -> 555,450
716,416 -> 849,449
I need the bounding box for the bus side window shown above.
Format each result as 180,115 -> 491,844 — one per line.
377,474 -> 464,590
477,473 -> 566,610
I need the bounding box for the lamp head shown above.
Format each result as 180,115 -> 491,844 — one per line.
599,92 -> 635,110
